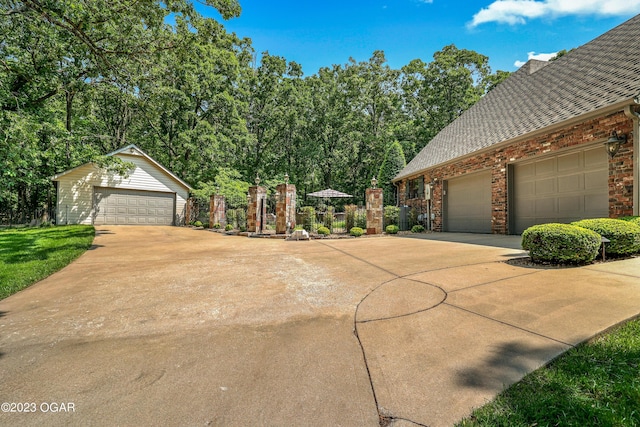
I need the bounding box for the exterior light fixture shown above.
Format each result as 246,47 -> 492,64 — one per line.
215,185 -> 220,195
371,176 -> 378,188
604,131 -> 627,158
255,175 -> 261,185
284,173 -> 289,184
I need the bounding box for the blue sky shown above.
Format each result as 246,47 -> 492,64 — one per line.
201,0 -> 640,75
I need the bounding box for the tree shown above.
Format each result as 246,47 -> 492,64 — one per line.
400,45 -> 493,155
378,141 -> 406,205
0,0 -> 244,222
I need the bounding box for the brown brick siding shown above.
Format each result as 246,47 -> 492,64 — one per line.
399,110 -> 635,234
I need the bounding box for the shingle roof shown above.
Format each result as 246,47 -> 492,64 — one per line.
395,14 -> 640,181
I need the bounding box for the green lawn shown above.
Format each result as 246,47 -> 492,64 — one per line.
0,225 -> 95,300
458,318 -> 640,426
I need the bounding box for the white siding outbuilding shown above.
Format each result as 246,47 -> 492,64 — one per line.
52,145 -> 191,226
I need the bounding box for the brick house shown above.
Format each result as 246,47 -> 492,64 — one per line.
393,14 -> 640,234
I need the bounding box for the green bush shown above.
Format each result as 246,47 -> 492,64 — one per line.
411,224 -> 425,233
193,220 -> 203,227
350,227 -> 364,237
571,218 -> 640,256
620,216 -> 640,227
213,223 -> 221,229
386,224 -> 399,234
301,206 -> 316,232
384,205 -> 400,227
345,204 -> 357,231
225,224 -> 234,231
522,223 -> 601,264
317,226 -> 330,236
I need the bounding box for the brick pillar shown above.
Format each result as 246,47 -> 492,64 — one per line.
366,188 -> 384,234
276,184 -> 297,234
209,194 -> 226,228
247,186 -> 267,233
185,197 -> 195,225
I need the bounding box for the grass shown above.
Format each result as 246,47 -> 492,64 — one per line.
458,317 -> 640,426
0,225 -> 95,300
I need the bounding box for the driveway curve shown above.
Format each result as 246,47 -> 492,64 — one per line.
1,226 -> 640,426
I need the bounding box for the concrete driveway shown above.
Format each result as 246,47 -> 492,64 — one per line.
1,227 -> 640,426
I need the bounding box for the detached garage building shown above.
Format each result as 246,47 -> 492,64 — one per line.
52,145 -> 191,226
394,14 -> 640,234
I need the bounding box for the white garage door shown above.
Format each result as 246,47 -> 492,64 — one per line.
445,171 -> 492,233
512,145 -> 608,234
94,188 -> 175,225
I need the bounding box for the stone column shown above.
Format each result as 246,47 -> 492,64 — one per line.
366,188 -> 384,234
247,186 -> 267,233
276,183 -> 297,234
185,197 -> 196,225
209,194 -> 226,228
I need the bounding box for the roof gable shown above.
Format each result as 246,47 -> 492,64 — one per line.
52,144 -> 192,191
396,14 -> 640,180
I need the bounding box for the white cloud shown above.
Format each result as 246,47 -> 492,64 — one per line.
470,0 -> 640,27
514,51 -> 558,67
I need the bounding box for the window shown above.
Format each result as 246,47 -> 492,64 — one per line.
406,177 -> 424,199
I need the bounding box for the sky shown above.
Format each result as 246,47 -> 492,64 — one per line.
200,0 -> 640,75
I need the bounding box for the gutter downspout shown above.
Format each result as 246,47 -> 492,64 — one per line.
624,105 -> 639,216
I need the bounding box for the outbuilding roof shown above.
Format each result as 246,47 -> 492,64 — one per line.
395,14 -> 640,181
51,144 -> 192,191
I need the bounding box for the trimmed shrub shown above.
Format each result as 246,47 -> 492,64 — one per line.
350,227 -> 364,237
301,206 -> 316,232
522,223 -> 601,264
224,224 -> 234,231
411,224 -> 425,233
193,220 -> 203,227
317,226 -> 330,236
213,223 -> 221,229
386,224 -> 399,234
571,218 -> 640,256
620,216 -> 640,227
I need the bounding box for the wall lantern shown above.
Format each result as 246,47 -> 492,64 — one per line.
255,175 -> 261,186
284,173 -> 289,184
604,131 -> 627,158
371,176 -> 378,188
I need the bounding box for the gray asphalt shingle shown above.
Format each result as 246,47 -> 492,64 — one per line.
395,14 -> 640,181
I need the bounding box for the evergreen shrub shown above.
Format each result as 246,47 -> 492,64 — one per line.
350,227 -> 364,237
521,223 -> 601,264
317,226 -> 330,236
571,218 -> 640,256
411,224 -> 425,233
620,216 -> 640,227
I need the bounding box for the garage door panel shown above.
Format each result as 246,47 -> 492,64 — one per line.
557,152 -> 581,171
535,158 -> 555,175
535,198 -> 555,214
558,174 -> 582,193
512,146 -> 607,233
535,178 -> 556,194
585,170 -> 607,189
94,188 -> 175,226
558,196 -> 582,213
446,171 -> 492,233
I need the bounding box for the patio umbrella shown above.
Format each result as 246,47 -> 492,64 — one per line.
306,188 -> 353,198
